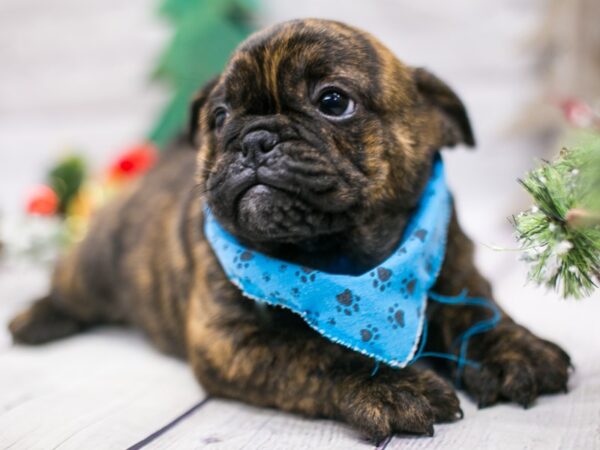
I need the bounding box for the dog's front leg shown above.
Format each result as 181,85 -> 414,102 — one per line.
429,209 -> 571,407
185,256 -> 461,441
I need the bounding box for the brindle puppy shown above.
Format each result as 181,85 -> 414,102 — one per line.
9,19 -> 570,441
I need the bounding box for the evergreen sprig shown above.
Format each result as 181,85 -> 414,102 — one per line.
148,0 -> 258,149
513,132 -> 600,299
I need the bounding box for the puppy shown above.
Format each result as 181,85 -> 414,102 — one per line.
9,19 -> 570,441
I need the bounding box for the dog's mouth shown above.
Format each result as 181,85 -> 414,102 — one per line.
236,183 -> 289,235
205,141 -> 362,244
233,179 -> 350,243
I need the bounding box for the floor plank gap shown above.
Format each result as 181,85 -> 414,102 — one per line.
127,397 -> 212,450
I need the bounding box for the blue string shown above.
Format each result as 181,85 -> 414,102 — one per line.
411,290 -> 501,385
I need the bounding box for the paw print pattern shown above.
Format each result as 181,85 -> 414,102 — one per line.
369,267 -> 393,292
295,267 -> 316,283
425,256 -> 436,275
268,290 -> 290,305
335,289 -> 361,315
387,303 -> 405,329
414,229 -> 428,242
262,272 -> 271,282
360,324 -> 380,343
399,276 -> 417,298
291,287 -> 300,298
233,250 -> 254,270
304,310 -> 320,327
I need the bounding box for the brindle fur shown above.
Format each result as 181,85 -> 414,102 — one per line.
9,19 -> 570,442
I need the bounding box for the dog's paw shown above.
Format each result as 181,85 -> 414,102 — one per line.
9,297 -> 84,345
462,323 -> 571,408
338,368 -> 461,443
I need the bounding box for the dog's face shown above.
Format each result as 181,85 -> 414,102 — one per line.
192,19 -> 473,262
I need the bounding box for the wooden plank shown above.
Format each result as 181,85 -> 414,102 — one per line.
128,398 -> 211,450
0,267 -> 206,449
385,253 -> 600,450
386,377 -> 600,450
0,267 -> 206,450
143,399 -> 376,450
0,328 -> 204,450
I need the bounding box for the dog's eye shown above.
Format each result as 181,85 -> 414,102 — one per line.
317,90 -> 355,118
212,108 -> 228,129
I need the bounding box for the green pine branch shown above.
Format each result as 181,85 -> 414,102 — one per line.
513,132 -> 600,299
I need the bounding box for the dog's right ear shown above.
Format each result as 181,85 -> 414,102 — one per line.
189,77 -> 220,147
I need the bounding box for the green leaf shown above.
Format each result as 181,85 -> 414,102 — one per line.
47,155 -> 87,214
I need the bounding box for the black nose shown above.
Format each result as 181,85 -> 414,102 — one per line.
241,130 -> 279,158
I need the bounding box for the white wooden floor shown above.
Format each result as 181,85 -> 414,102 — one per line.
2,260 -> 599,450
1,0 -> 600,449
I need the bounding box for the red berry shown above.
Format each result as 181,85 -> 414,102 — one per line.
26,185 -> 59,216
109,142 -> 158,181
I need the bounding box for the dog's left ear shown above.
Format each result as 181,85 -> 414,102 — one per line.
413,68 -> 475,148
189,76 -> 220,147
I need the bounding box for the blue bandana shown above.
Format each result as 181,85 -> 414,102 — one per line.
204,158 -> 499,371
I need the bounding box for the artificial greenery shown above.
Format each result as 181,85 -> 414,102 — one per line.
47,156 -> 87,215
148,0 -> 258,149
513,132 -> 600,299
